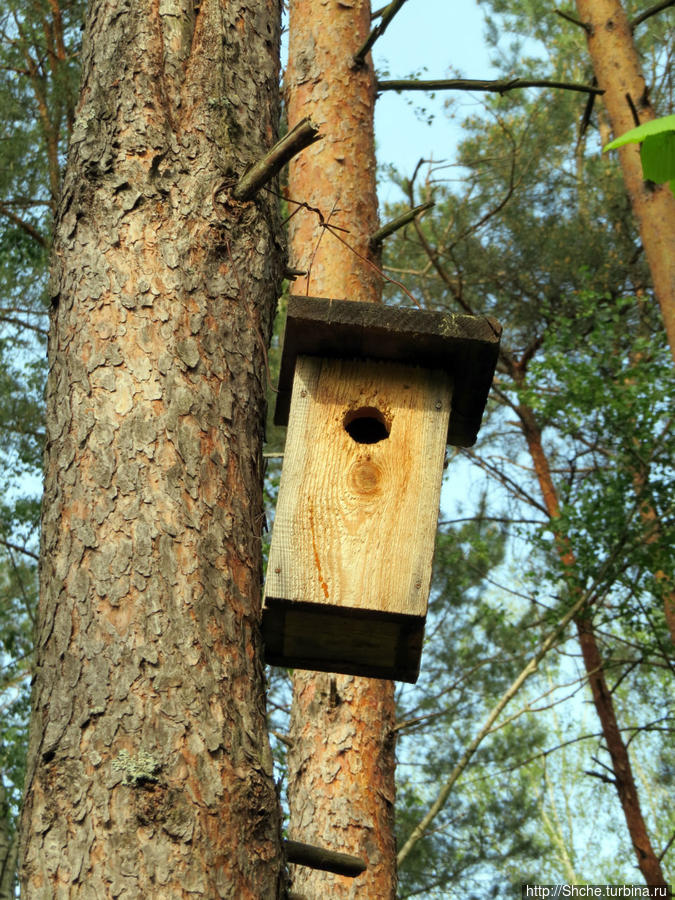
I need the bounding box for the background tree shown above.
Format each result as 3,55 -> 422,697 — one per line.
0,2 -> 84,893
282,0 -> 397,896
394,518 -> 553,898
380,0 -> 674,888
575,0 -> 675,361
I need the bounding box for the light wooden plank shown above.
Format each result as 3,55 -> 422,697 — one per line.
265,356 -> 452,620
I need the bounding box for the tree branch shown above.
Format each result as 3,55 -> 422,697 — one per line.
658,829 -> 675,863
270,729 -> 292,748
554,8 -> 590,31
353,0 -> 410,66
0,200 -> 48,247
460,447 -> 551,516
369,200 -> 434,245
377,77 -> 604,96
396,534 -> 629,868
285,840 -> 366,877
577,81 -> 598,144
232,118 -> 322,201
584,768 -> 616,785
631,0 -> 675,30
0,537 -> 39,562
0,313 -> 48,336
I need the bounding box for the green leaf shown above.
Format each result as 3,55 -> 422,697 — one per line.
640,131 -> 675,183
603,114 -> 675,151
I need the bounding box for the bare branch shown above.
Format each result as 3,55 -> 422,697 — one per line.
284,267 -> 307,279
554,8 -> 590,31
659,830 -> 675,863
377,77 -> 604,96
233,118 -> 322,201
577,82 -> 598,145
285,840 -> 366,877
0,537 -> 39,562
0,314 -> 48,336
354,0 -> 410,66
369,200 -> 434,246
0,200 -> 48,248
625,91 -> 641,127
461,448 -> 550,516
270,729 -> 292,748
584,768 -> 616,785
324,222 -> 422,307
439,516 -> 546,527
631,0 -> 675,30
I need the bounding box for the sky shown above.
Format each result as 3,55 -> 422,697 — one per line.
366,1 -> 499,513
370,0 -> 497,203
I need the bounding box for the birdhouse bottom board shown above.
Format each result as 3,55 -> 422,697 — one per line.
262,354 -> 452,683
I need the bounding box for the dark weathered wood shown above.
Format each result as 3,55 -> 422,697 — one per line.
274,295 -> 501,447
285,840 -> 366,877
263,599 -> 425,683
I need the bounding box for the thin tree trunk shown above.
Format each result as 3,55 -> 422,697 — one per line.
575,0 -> 675,362
19,1 -> 287,895
285,0 -> 380,302
517,402 -> 668,890
284,0 -> 398,896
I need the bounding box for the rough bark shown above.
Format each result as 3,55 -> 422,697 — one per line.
19,1 -> 287,897
287,675 -> 397,897
0,782 -> 18,900
284,0 -> 398,896
517,402 -> 668,890
575,0 -> 675,362
285,0 -> 380,303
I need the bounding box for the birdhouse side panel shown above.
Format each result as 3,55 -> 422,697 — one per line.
264,357 -> 322,605
265,356 -> 451,620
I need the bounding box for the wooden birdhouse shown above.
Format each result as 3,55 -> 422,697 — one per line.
262,296 -> 501,683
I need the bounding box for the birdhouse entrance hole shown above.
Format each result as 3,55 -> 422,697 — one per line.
343,407 -> 390,444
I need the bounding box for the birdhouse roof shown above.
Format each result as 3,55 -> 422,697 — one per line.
274,296 -> 501,447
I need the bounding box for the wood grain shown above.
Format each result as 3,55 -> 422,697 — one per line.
263,355 -> 451,680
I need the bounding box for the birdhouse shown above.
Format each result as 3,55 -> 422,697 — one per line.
262,296 -> 501,683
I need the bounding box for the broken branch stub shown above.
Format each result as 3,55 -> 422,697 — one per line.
233,118 -> 322,201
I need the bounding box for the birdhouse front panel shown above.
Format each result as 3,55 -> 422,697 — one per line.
262,354 -> 452,682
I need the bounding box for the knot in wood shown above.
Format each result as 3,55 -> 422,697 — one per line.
348,458 -> 382,496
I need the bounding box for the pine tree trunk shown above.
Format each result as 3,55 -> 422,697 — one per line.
19,1 -> 287,896
518,403 -> 667,890
284,0 -> 398,896
575,0 -> 675,362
